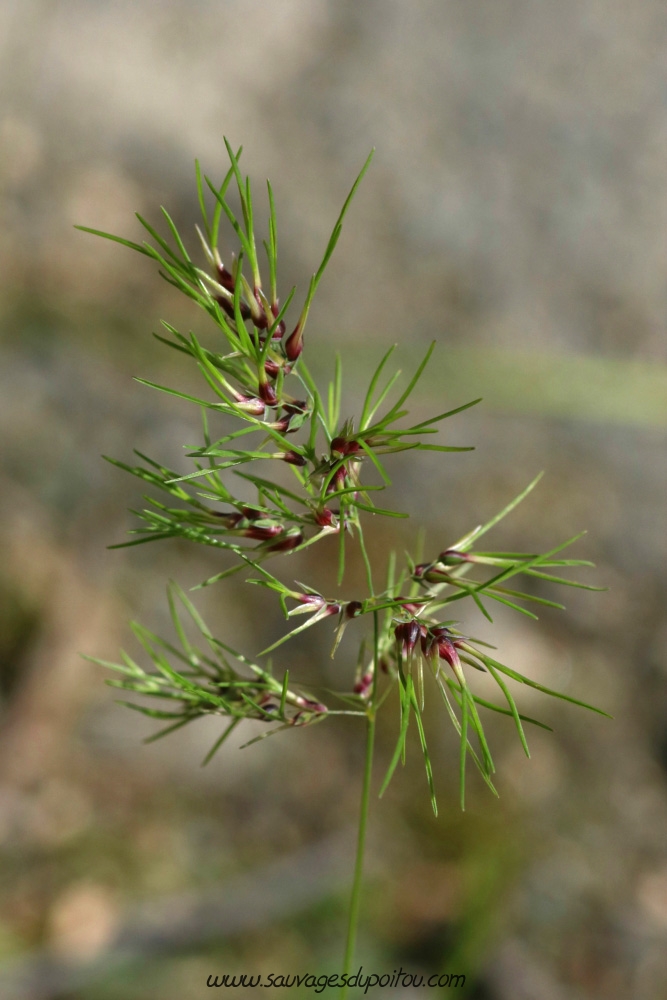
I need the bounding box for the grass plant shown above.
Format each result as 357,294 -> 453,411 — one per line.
80,142 -> 608,990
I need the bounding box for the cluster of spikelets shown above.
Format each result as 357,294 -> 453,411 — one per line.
81,142 -> 608,812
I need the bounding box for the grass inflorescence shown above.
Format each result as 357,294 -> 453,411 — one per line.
81,141 -> 608,985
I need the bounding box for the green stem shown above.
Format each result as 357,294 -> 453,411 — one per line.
342,711 -> 375,990
341,613 -> 379,998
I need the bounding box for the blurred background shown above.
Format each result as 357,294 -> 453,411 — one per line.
1,1 -> 666,997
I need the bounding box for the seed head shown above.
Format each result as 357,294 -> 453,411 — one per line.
292,696 -> 328,724
438,549 -> 471,565
268,301 -> 286,340
331,437 -> 360,457
280,450 -> 307,467
251,287 -> 271,330
283,399 -> 308,415
353,669 -> 374,699
395,620 -> 421,658
243,523 -> 284,541
400,600 -> 428,614
240,506 -> 263,520
294,696 -> 328,713
436,635 -> 461,669
264,358 -> 283,378
234,395 -> 266,416
285,321 -> 303,361
215,259 -> 234,291
270,414 -> 293,433
268,529 -> 303,552
420,630 -> 438,660
297,592 -> 326,610
326,466 -> 348,494
314,507 -> 338,528
259,381 -> 279,406
413,562 -> 449,584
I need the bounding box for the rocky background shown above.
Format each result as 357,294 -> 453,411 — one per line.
0,2 -> 666,998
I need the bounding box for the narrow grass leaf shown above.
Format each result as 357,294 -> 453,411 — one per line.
201,717 -> 242,766
475,651 -> 613,718
409,687 -> 438,816
383,341 -> 435,421
524,569 -> 606,591
379,676 -> 413,798
409,398 -> 483,430
479,657 -> 530,758
74,226 -> 151,256
460,690 -> 468,811
360,344 -> 398,429
357,439 -> 391,485
143,715 -> 199,744
455,473 -> 544,551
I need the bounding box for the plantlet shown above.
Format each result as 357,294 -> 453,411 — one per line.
80,142 -> 608,988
